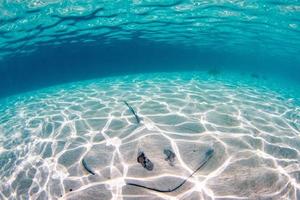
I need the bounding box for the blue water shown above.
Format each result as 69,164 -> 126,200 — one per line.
1,1 -> 300,199
0,0 -> 300,98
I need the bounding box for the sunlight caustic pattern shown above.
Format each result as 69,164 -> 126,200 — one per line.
0,72 -> 300,199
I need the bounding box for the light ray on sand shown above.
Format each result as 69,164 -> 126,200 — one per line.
0,72 -> 299,199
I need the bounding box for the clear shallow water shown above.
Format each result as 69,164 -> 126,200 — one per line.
0,72 -> 300,199
1,1 -> 300,200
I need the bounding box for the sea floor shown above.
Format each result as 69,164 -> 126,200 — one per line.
0,72 -> 300,200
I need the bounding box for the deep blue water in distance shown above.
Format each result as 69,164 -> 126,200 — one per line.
0,39 -> 299,99
0,0 -> 300,98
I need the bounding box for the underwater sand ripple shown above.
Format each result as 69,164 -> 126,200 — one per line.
0,72 -> 299,199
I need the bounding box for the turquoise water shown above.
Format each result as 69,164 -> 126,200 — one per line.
0,1 -> 300,200
0,0 -> 300,97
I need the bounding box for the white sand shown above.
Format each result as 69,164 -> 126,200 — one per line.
0,72 -> 299,200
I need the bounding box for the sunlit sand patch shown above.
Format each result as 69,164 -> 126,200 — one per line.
0,72 -> 299,199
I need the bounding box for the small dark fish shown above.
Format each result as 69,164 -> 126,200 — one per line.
207,68 -> 221,76
251,73 -> 259,79
137,151 -> 153,171
163,148 -> 176,166
124,101 -> 140,124
82,159 -> 95,175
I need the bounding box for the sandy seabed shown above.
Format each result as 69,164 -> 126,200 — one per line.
0,72 -> 300,200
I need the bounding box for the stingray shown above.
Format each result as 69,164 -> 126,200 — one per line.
163,148 -> 176,166
123,101 -> 140,124
126,148 -> 214,193
137,151 -> 154,171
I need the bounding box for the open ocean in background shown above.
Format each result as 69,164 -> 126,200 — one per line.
0,1 -> 300,199
0,0 -> 300,98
